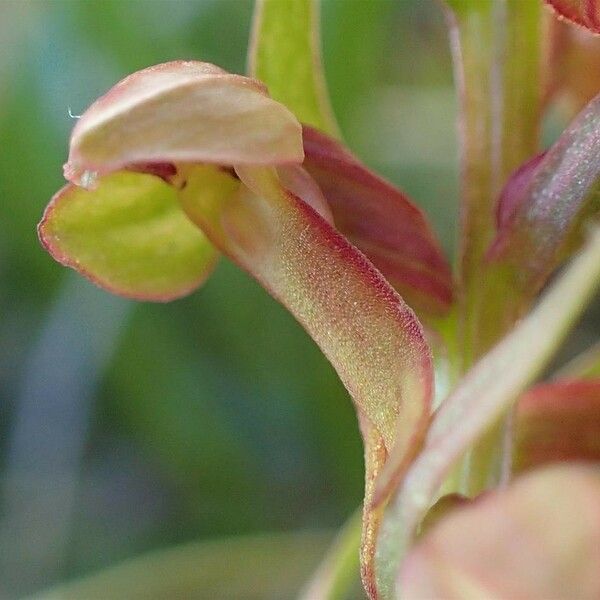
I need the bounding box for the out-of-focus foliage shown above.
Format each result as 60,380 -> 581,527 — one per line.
37,532 -> 334,600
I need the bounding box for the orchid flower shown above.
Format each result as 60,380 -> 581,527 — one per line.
38,0 -> 600,598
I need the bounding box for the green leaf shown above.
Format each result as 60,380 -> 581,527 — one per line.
249,0 -> 339,136
398,465 -> 600,599
375,227 -> 600,599
514,379 -> 600,471
299,509 -> 362,600
38,171 -> 218,301
32,531 -> 332,600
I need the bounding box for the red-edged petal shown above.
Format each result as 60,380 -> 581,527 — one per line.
176,164 -> 434,600
301,126 -> 453,318
178,163 -> 433,452
64,60 -> 304,186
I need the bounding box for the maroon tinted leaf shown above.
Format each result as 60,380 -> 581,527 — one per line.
488,92 -> 600,299
495,152 -> 546,229
301,126 -> 453,318
514,379 -> 600,472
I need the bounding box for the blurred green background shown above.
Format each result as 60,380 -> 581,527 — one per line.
4,1 -> 593,599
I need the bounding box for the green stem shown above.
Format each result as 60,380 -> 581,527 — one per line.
447,0 -> 542,494
299,510 -> 362,600
553,341 -> 600,380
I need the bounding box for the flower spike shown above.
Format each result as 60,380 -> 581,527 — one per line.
39,61 -> 436,600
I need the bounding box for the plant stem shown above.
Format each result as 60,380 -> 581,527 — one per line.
447,0 -> 541,494
299,509 -> 362,600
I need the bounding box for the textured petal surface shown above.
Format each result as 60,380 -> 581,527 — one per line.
176,164 -> 433,600
249,0 -> 339,136
302,126 -> 453,318
177,164 -> 433,452
489,92 -> 600,299
495,152 -> 546,229
398,466 -> 600,599
375,228 -> 600,598
64,61 -> 303,185
38,170 -> 217,301
514,379 -> 600,471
